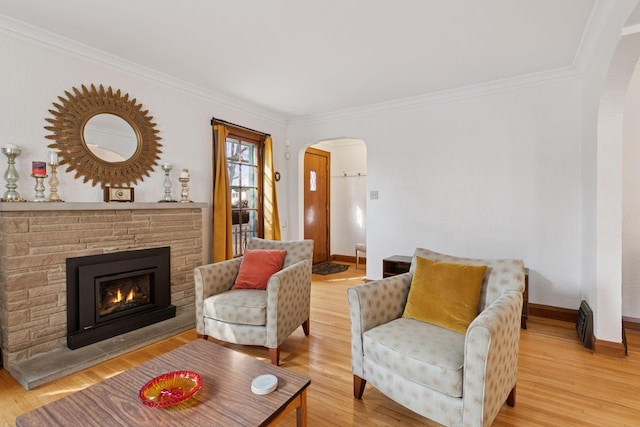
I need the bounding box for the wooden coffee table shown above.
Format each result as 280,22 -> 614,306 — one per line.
16,339 -> 311,426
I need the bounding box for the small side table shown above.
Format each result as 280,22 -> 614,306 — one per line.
382,255 -> 412,278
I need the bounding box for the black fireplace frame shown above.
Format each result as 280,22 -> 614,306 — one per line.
66,247 -> 176,349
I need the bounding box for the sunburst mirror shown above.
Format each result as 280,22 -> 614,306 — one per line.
45,84 -> 161,187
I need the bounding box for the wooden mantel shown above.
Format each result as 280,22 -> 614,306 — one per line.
0,201 -> 207,212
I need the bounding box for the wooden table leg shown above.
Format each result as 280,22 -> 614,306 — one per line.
296,388 -> 307,427
265,388 -> 308,427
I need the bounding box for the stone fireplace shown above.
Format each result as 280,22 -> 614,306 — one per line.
0,202 -> 206,389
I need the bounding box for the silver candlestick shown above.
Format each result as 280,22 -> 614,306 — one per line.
179,170 -> 191,203
159,163 -> 176,202
31,174 -> 48,202
1,146 -> 26,202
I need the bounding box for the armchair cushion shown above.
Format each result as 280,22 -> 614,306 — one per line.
364,317 -> 465,397
203,289 -> 267,326
403,256 -> 487,334
232,249 -> 287,290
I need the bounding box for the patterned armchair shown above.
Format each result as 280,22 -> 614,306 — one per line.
348,248 -> 525,427
194,238 -> 313,365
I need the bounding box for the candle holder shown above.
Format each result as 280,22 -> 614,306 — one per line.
159,163 -> 177,202
48,163 -> 63,202
31,174 -> 48,202
179,176 -> 192,203
1,146 -> 26,202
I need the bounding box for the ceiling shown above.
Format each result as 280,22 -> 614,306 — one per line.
0,1 -> 601,119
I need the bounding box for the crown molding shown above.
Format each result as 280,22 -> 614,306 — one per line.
288,66 -> 579,128
0,4 -> 603,132
0,13 -> 288,128
289,0 -> 615,129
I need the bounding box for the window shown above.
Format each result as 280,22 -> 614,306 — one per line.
225,127 -> 264,256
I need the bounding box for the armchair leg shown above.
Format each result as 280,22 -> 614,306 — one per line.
197,334 -> 209,340
353,375 -> 366,399
269,347 -> 280,366
302,319 -> 310,336
506,385 -> 516,407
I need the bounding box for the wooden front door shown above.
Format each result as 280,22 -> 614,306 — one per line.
304,147 -> 330,264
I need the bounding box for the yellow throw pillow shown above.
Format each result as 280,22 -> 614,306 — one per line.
402,256 -> 487,334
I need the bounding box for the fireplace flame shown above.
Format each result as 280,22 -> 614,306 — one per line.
113,288 -> 136,304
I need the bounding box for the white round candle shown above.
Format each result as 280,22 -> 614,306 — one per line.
49,151 -> 58,165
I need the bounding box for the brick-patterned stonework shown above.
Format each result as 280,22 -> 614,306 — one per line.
0,203 -> 205,369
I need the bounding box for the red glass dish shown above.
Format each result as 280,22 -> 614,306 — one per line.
139,371 -> 203,408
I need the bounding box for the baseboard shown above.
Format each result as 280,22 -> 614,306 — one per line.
623,316 -> 640,331
593,337 -> 626,358
528,303 -> 578,323
330,254 -> 365,265
530,303 -> 630,358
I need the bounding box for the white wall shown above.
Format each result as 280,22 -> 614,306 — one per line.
623,60 -> 640,319
580,0 -> 640,343
311,139 -> 367,257
4,2 -> 640,344
0,30 -> 290,263
290,79 -> 583,309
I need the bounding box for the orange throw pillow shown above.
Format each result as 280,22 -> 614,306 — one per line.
232,249 -> 287,290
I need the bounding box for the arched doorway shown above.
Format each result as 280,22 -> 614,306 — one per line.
303,138 -> 367,265
592,16 -> 640,348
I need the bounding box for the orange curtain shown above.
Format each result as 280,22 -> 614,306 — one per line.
263,136 -> 281,240
212,124 -> 233,262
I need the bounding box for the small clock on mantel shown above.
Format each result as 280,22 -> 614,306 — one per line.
104,186 -> 135,202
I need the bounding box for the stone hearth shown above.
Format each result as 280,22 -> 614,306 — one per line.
0,202 -> 206,389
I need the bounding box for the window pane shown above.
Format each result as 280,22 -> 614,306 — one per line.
244,188 -> 257,208
229,164 -> 240,186
232,209 -> 249,225
231,225 -> 243,255
240,143 -> 255,163
248,210 -> 257,231
231,188 -> 240,206
226,139 -> 240,160
310,170 -> 317,192
240,164 -> 257,187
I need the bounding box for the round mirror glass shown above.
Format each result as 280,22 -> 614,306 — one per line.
83,113 -> 139,162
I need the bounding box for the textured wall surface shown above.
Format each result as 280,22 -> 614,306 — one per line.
0,203 -> 205,368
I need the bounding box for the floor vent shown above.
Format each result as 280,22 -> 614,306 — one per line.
576,300 -> 593,349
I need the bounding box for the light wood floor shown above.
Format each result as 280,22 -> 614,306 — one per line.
2,264 -> 640,426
